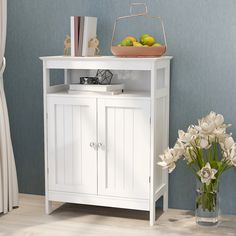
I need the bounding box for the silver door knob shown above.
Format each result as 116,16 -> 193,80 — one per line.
90,142 -> 96,150
97,143 -> 103,148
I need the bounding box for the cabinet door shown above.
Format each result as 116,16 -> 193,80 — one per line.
98,99 -> 150,199
47,97 -> 97,194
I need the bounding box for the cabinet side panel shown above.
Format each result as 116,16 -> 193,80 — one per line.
152,63 -> 170,198
154,97 -> 166,190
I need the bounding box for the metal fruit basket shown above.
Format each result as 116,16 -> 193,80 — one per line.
111,3 -> 167,57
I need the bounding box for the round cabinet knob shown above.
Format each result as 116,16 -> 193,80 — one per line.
90,142 -> 96,150
98,143 -> 103,148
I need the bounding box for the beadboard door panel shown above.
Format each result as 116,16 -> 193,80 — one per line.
47,97 -> 97,194
97,99 -> 150,200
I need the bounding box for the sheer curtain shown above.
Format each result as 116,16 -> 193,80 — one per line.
0,0 -> 18,213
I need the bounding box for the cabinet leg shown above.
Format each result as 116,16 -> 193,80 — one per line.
149,201 -> 156,226
45,199 -> 53,214
163,192 -> 168,212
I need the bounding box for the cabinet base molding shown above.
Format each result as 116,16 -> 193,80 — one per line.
48,191 -> 149,211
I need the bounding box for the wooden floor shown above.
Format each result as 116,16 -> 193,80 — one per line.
0,194 -> 235,236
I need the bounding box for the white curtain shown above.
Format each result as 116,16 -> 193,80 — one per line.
0,0 -> 18,213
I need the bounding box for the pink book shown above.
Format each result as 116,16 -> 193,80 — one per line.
71,16 -> 80,56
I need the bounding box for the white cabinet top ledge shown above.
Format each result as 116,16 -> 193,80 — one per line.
40,56 -> 173,71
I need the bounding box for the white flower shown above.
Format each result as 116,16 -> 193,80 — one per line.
196,112 -> 230,144
178,127 -> 198,146
183,146 -> 196,164
199,138 -> 210,149
220,136 -> 235,151
178,130 -> 192,144
223,143 -> 236,166
197,162 -> 217,185
158,148 -> 179,173
205,112 -> 224,128
173,141 -> 185,156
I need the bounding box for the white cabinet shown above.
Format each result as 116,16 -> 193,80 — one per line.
40,56 -> 172,226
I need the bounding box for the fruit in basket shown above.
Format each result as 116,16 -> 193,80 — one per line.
153,43 -> 162,47
142,36 -> 156,46
133,42 -> 143,47
121,38 -> 133,46
140,34 -> 150,44
124,36 -> 137,43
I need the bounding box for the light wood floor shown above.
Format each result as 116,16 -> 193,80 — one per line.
0,194 -> 235,236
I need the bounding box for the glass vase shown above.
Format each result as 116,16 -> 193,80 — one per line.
195,181 -> 220,227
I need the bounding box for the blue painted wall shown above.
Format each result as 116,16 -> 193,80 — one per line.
5,0 -> 236,214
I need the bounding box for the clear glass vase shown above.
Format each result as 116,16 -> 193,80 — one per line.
195,181 -> 220,227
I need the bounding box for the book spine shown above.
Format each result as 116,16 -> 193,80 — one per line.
74,17 -> 79,56
70,16 -> 75,56
78,16 -> 84,56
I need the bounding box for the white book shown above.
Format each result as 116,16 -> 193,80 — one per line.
68,90 -> 123,96
82,17 -> 97,56
70,16 -> 75,56
78,17 -> 84,56
69,84 -> 124,92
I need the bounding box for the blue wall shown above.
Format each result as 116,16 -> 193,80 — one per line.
5,0 -> 236,214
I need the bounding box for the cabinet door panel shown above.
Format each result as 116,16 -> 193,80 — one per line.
47,97 -> 97,194
98,99 -> 150,199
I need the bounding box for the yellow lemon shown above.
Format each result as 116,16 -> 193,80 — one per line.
140,34 -> 150,44
133,42 -> 143,47
142,36 -> 156,46
124,36 -> 137,43
121,39 -> 133,46
153,43 -> 162,47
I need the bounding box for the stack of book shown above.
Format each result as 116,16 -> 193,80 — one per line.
68,83 -> 125,95
70,16 -> 97,57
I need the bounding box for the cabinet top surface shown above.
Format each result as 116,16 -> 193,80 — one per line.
40,55 -> 173,62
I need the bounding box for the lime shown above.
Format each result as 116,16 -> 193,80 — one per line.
124,36 -> 137,43
121,38 -> 133,46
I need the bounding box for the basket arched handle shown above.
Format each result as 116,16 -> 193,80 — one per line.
130,3 -> 148,16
